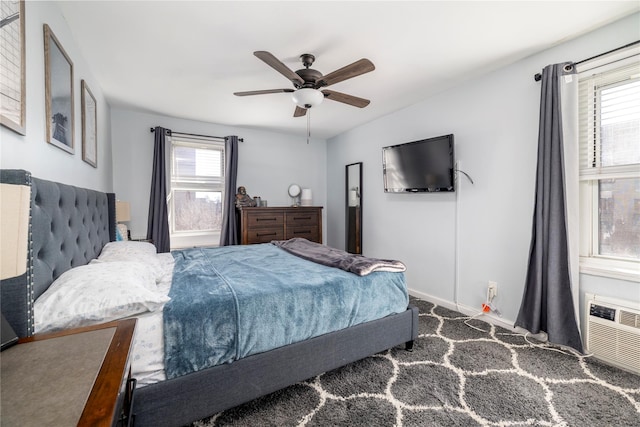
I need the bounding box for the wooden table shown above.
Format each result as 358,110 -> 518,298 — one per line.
1,319 -> 136,426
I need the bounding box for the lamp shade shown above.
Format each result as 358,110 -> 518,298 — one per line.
301,188 -> 312,206
116,201 -> 131,222
292,88 -> 324,108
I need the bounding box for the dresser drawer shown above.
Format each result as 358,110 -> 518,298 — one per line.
247,212 -> 284,229
246,228 -> 285,244
285,226 -> 319,242
286,211 -> 319,227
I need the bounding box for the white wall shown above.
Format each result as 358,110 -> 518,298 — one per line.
111,108 -> 327,240
326,13 -> 640,330
0,1 -> 112,191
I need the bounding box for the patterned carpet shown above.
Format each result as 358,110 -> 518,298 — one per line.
192,297 -> 640,426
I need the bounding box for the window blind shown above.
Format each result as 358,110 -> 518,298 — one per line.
578,56 -> 640,179
171,136 -> 225,186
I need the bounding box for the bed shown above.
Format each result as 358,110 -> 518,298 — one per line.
0,169 -> 419,427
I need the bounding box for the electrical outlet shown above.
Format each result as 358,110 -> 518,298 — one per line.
488,281 -> 498,302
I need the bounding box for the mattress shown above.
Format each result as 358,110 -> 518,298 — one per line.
127,252 -> 173,386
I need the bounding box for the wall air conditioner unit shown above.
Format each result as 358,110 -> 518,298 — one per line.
584,293 -> 640,374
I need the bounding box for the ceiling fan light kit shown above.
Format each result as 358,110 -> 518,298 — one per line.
292,88 -> 324,109
234,51 -> 375,117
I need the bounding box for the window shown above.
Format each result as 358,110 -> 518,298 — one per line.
578,51 -> 640,281
169,135 -> 225,249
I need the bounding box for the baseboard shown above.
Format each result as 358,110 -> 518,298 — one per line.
407,288 -> 548,341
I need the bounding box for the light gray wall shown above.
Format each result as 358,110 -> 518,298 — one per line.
0,1 -> 113,191
326,13 -> 640,329
111,108 -> 327,240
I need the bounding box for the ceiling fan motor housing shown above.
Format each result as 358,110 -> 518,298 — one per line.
295,68 -> 323,88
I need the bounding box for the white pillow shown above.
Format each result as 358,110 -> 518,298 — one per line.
100,241 -> 157,257
34,262 -> 170,334
95,241 -> 163,280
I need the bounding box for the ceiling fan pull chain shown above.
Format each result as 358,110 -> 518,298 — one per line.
307,109 -> 311,144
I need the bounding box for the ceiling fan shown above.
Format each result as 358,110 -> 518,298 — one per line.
234,51 -> 375,117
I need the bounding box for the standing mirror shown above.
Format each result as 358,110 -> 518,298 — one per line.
346,162 -> 362,254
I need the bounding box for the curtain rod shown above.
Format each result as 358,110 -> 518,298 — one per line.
150,127 -> 243,142
533,40 -> 640,81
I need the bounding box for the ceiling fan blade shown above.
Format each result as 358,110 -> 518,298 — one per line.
322,90 -> 370,108
254,51 -> 305,87
234,89 -> 294,96
293,106 -> 307,117
317,59 -> 375,88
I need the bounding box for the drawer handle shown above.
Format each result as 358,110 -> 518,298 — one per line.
293,231 -> 310,235
257,217 -> 277,222
293,216 -> 312,220
257,232 -> 277,237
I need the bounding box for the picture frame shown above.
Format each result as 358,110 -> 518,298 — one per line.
44,24 -> 74,153
81,80 -> 97,167
0,0 -> 26,135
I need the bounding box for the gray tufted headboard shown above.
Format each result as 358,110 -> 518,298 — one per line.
0,170 -> 116,337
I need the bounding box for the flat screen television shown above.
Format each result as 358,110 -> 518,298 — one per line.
382,134 -> 455,192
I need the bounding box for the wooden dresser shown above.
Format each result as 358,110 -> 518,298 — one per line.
239,206 -> 323,245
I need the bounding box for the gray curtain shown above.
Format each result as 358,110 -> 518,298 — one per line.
219,135 -> 239,246
515,63 -> 583,352
147,126 -> 171,253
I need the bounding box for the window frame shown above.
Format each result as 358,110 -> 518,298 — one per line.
578,50 -> 640,282
168,135 -> 226,249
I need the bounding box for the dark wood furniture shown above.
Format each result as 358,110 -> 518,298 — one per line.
239,206 -> 323,245
0,319 -> 136,427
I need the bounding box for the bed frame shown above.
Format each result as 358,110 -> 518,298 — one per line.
0,170 -> 419,427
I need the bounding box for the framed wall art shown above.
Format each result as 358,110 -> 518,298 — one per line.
44,24 -> 74,153
0,0 -> 26,134
81,80 -> 97,167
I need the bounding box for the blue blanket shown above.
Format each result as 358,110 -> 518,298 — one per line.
163,244 -> 408,379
